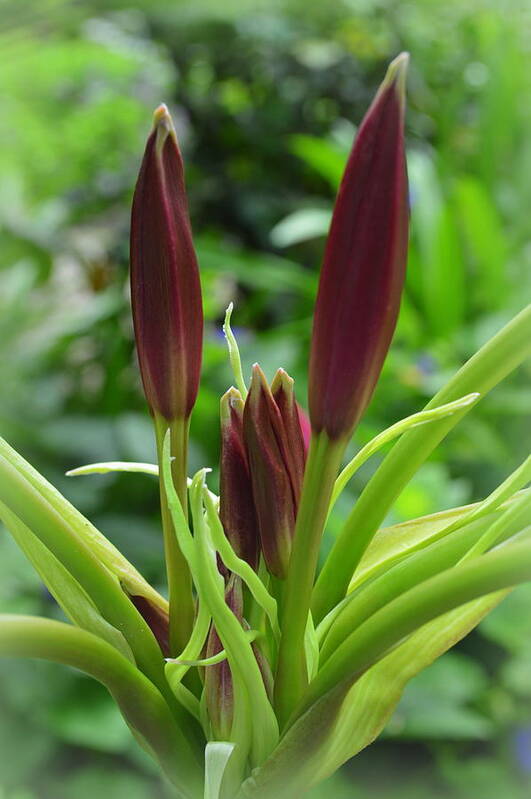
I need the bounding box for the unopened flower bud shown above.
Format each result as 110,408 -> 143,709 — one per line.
243,364 -> 305,578
130,104 -> 203,422
309,54 -> 409,440
220,388 -> 260,570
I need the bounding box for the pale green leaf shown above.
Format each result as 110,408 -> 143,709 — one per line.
0,501 -> 133,662
205,742 -> 236,799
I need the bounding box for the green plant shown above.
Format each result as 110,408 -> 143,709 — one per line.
0,54 -> 530,799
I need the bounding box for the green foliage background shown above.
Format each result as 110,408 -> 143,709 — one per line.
0,0 -> 530,796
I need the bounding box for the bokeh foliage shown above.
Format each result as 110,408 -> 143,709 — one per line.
0,0 -> 530,796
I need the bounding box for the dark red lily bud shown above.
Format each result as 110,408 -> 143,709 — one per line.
130,104 -> 203,421
243,364 -> 304,578
308,54 -> 409,440
219,388 -> 260,570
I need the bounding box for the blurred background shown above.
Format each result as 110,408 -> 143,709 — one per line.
0,0 -> 530,796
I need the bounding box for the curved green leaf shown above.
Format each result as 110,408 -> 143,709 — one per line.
313,304 -> 531,621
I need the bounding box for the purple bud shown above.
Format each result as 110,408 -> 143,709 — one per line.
243,364 -> 305,578
220,388 -> 260,570
130,104 -> 203,421
308,54 -> 409,440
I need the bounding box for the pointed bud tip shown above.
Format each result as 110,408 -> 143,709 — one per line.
271,367 -> 294,395
152,103 -> 176,151
221,386 -> 244,418
385,52 -> 409,99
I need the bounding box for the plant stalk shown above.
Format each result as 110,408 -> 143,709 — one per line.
274,433 -> 344,727
155,416 -> 195,657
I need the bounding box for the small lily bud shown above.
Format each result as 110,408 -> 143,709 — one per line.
243,364 -> 303,578
308,54 -> 409,440
220,387 -> 260,570
204,577 -> 243,740
130,104 -> 203,421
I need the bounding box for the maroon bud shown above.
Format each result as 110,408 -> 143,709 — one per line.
308,54 -> 409,440
130,104 -> 203,421
243,364 -> 303,578
219,388 -> 260,570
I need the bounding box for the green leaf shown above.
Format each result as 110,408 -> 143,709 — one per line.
66,461 -> 159,477
305,539 -> 531,716
241,592 -> 506,799
313,304 -> 531,622
205,742 -> 236,799
0,501 -> 134,662
0,437 -> 165,611
329,393 -> 480,517
0,615 -> 203,797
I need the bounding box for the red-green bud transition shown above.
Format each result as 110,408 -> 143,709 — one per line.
130,594 -> 170,657
243,365 -> 306,578
308,54 -> 409,440
130,104 -> 203,421
204,577 -> 273,740
220,388 -> 260,570
204,577 -> 243,740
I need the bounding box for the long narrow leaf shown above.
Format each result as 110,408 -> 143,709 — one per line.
313,304 -> 531,621
0,615 -> 203,798
0,437 -> 165,610
303,538 -> 531,716
0,501 -> 134,662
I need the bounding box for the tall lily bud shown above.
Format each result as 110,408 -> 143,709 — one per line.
243,365 -> 302,578
309,54 -> 409,441
220,388 -> 260,570
130,104 -> 203,421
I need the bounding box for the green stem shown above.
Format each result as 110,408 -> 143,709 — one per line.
312,304 -> 531,623
296,538 -> 531,722
155,416 -> 195,657
0,615 -> 203,798
274,433 -> 345,727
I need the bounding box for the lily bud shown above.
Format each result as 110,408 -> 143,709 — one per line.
243,364 -> 304,578
220,388 -> 260,570
130,104 -> 203,421
308,53 -> 409,440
